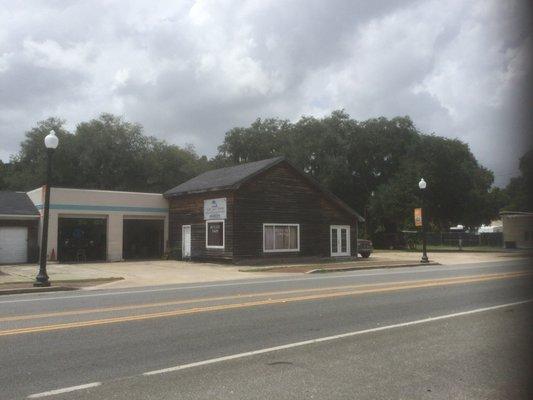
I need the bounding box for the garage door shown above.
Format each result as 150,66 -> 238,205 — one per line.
0,227 -> 28,264
58,218 -> 107,262
123,219 -> 164,260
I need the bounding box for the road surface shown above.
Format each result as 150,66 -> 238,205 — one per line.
1,258 -> 532,399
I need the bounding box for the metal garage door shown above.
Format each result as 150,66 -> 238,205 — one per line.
0,227 -> 28,263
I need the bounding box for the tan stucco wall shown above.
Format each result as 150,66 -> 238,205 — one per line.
502,214 -> 533,249
27,187 -> 169,261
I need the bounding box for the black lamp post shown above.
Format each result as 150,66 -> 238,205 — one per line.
34,130 -> 59,287
419,178 -> 429,263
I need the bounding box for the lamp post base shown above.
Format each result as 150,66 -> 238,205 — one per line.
34,270 -> 51,287
420,255 -> 429,263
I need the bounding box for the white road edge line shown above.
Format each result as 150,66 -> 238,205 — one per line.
143,299 -> 532,376
0,261 -> 523,304
27,382 -> 101,398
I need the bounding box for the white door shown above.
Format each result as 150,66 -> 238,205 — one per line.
330,225 -> 350,257
182,225 -> 191,259
0,227 -> 28,263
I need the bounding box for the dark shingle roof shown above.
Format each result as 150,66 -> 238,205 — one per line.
164,157 -> 364,221
0,191 -> 40,216
164,157 -> 285,197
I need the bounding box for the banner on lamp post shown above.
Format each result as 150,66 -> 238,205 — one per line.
414,208 -> 423,227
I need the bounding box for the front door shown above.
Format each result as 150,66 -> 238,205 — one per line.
182,225 -> 191,259
330,225 -> 350,257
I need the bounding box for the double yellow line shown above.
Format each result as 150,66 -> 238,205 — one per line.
0,270 -> 530,337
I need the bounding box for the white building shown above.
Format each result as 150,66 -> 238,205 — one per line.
26,187 -> 169,262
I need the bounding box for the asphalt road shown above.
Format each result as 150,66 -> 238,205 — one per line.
1,258 -> 532,399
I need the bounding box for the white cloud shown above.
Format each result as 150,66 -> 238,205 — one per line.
0,0 -> 530,186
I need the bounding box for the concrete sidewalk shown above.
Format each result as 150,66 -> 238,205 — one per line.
0,251 -> 526,293
238,251 -> 526,273
371,250 -> 527,265
0,260 -> 290,291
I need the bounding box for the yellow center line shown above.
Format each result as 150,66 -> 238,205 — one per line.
0,270 -> 530,337
1,270 -> 530,323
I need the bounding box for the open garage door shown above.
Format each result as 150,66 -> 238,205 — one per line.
58,217 -> 107,262
123,219 -> 164,260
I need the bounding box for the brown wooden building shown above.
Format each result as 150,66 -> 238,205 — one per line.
164,157 -> 364,263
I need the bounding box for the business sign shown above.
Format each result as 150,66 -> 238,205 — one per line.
414,208 -> 423,227
204,198 -> 227,220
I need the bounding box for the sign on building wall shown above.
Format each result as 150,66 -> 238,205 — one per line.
414,208 -> 423,227
204,198 -> 227,220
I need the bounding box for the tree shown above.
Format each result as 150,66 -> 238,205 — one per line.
216,110 -> 498,232
4,110 -> 502,234
502,149 -> 533,212
3,114 -> 209,193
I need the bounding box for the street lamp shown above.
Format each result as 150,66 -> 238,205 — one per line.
34,130 -> 59,287
419,178 -> 429,263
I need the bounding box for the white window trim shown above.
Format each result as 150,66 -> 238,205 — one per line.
330,225 -> 351,256
262,223 -> 300,253
205,220 -> 225,249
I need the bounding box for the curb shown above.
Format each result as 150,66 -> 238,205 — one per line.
0,277 -> 124,286
0,286 -> 79,296
0,277 -> 124,296
306,262 -> 440,274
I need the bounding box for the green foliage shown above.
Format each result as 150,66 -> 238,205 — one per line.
1,110 -> 512,235
501,149 -> 533,212
1,114 -> 209,193
164,245 -> 182,260
216,110 -> 501,232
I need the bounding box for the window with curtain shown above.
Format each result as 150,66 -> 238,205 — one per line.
263,224 -> 299,252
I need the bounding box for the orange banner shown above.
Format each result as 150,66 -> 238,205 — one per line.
414,208 -> 422,227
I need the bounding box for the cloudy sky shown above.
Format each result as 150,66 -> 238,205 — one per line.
1,0 -> 531,186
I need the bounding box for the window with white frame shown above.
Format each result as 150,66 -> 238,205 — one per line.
263,224 -> 299,252
206,220 -> 224,248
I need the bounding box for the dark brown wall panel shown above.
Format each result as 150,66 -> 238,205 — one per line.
168,191 -> 234,260
234,163 -> 358,260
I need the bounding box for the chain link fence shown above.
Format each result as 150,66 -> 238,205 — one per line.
372,231 -> 503,250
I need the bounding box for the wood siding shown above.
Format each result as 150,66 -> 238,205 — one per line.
168,191 -> 234,261
233,163 -> 358,260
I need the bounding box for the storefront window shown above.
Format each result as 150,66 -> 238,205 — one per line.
263,224 -> 299,252
206,220 -> 224,248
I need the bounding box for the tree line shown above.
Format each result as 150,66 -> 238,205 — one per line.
1,111 -> 531,236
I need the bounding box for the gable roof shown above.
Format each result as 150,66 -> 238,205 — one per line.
0,191 -> 40,217
164,157 -> 285,197
164,157 -> 364,222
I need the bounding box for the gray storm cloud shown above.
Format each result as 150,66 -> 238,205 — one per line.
0,0 -> 531,186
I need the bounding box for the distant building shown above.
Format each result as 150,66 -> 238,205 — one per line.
500,211 -> 533,249
477,220 -> 503,234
